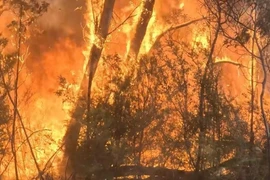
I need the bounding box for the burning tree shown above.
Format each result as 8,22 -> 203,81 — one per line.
54,0 -> 270,179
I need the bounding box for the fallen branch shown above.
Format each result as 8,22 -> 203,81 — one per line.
85,157 -> 248,180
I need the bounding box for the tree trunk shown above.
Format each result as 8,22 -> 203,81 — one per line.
62,0 -> 115,175
129,0 -> 155,58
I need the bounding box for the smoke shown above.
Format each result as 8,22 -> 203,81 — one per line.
35,0 -> 86,44
26,0 -> 87,94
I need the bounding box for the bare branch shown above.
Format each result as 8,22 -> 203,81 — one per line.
107,4 -> 140,36
214,60 -> 247,68
149,17 -> 206,52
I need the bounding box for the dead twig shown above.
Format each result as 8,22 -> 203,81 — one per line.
107,4 -> 140,36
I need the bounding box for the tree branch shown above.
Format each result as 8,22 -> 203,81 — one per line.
107,4 -> 140,36
149,17 -> 206,52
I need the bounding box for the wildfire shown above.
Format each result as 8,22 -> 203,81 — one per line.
0,0 -> 266,179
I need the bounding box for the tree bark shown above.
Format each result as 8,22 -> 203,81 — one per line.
62,0 -> 115,175
129,0 -> 155,58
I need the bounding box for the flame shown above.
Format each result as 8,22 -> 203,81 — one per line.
179,2 -> 185,9
192,28 -> 209,49
139,10 -> 165,55
0,0 -> 265,179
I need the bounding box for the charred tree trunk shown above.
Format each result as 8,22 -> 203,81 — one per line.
86,0 -> 116,138
130,0 -> 155,58
63,0 -> 115,175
